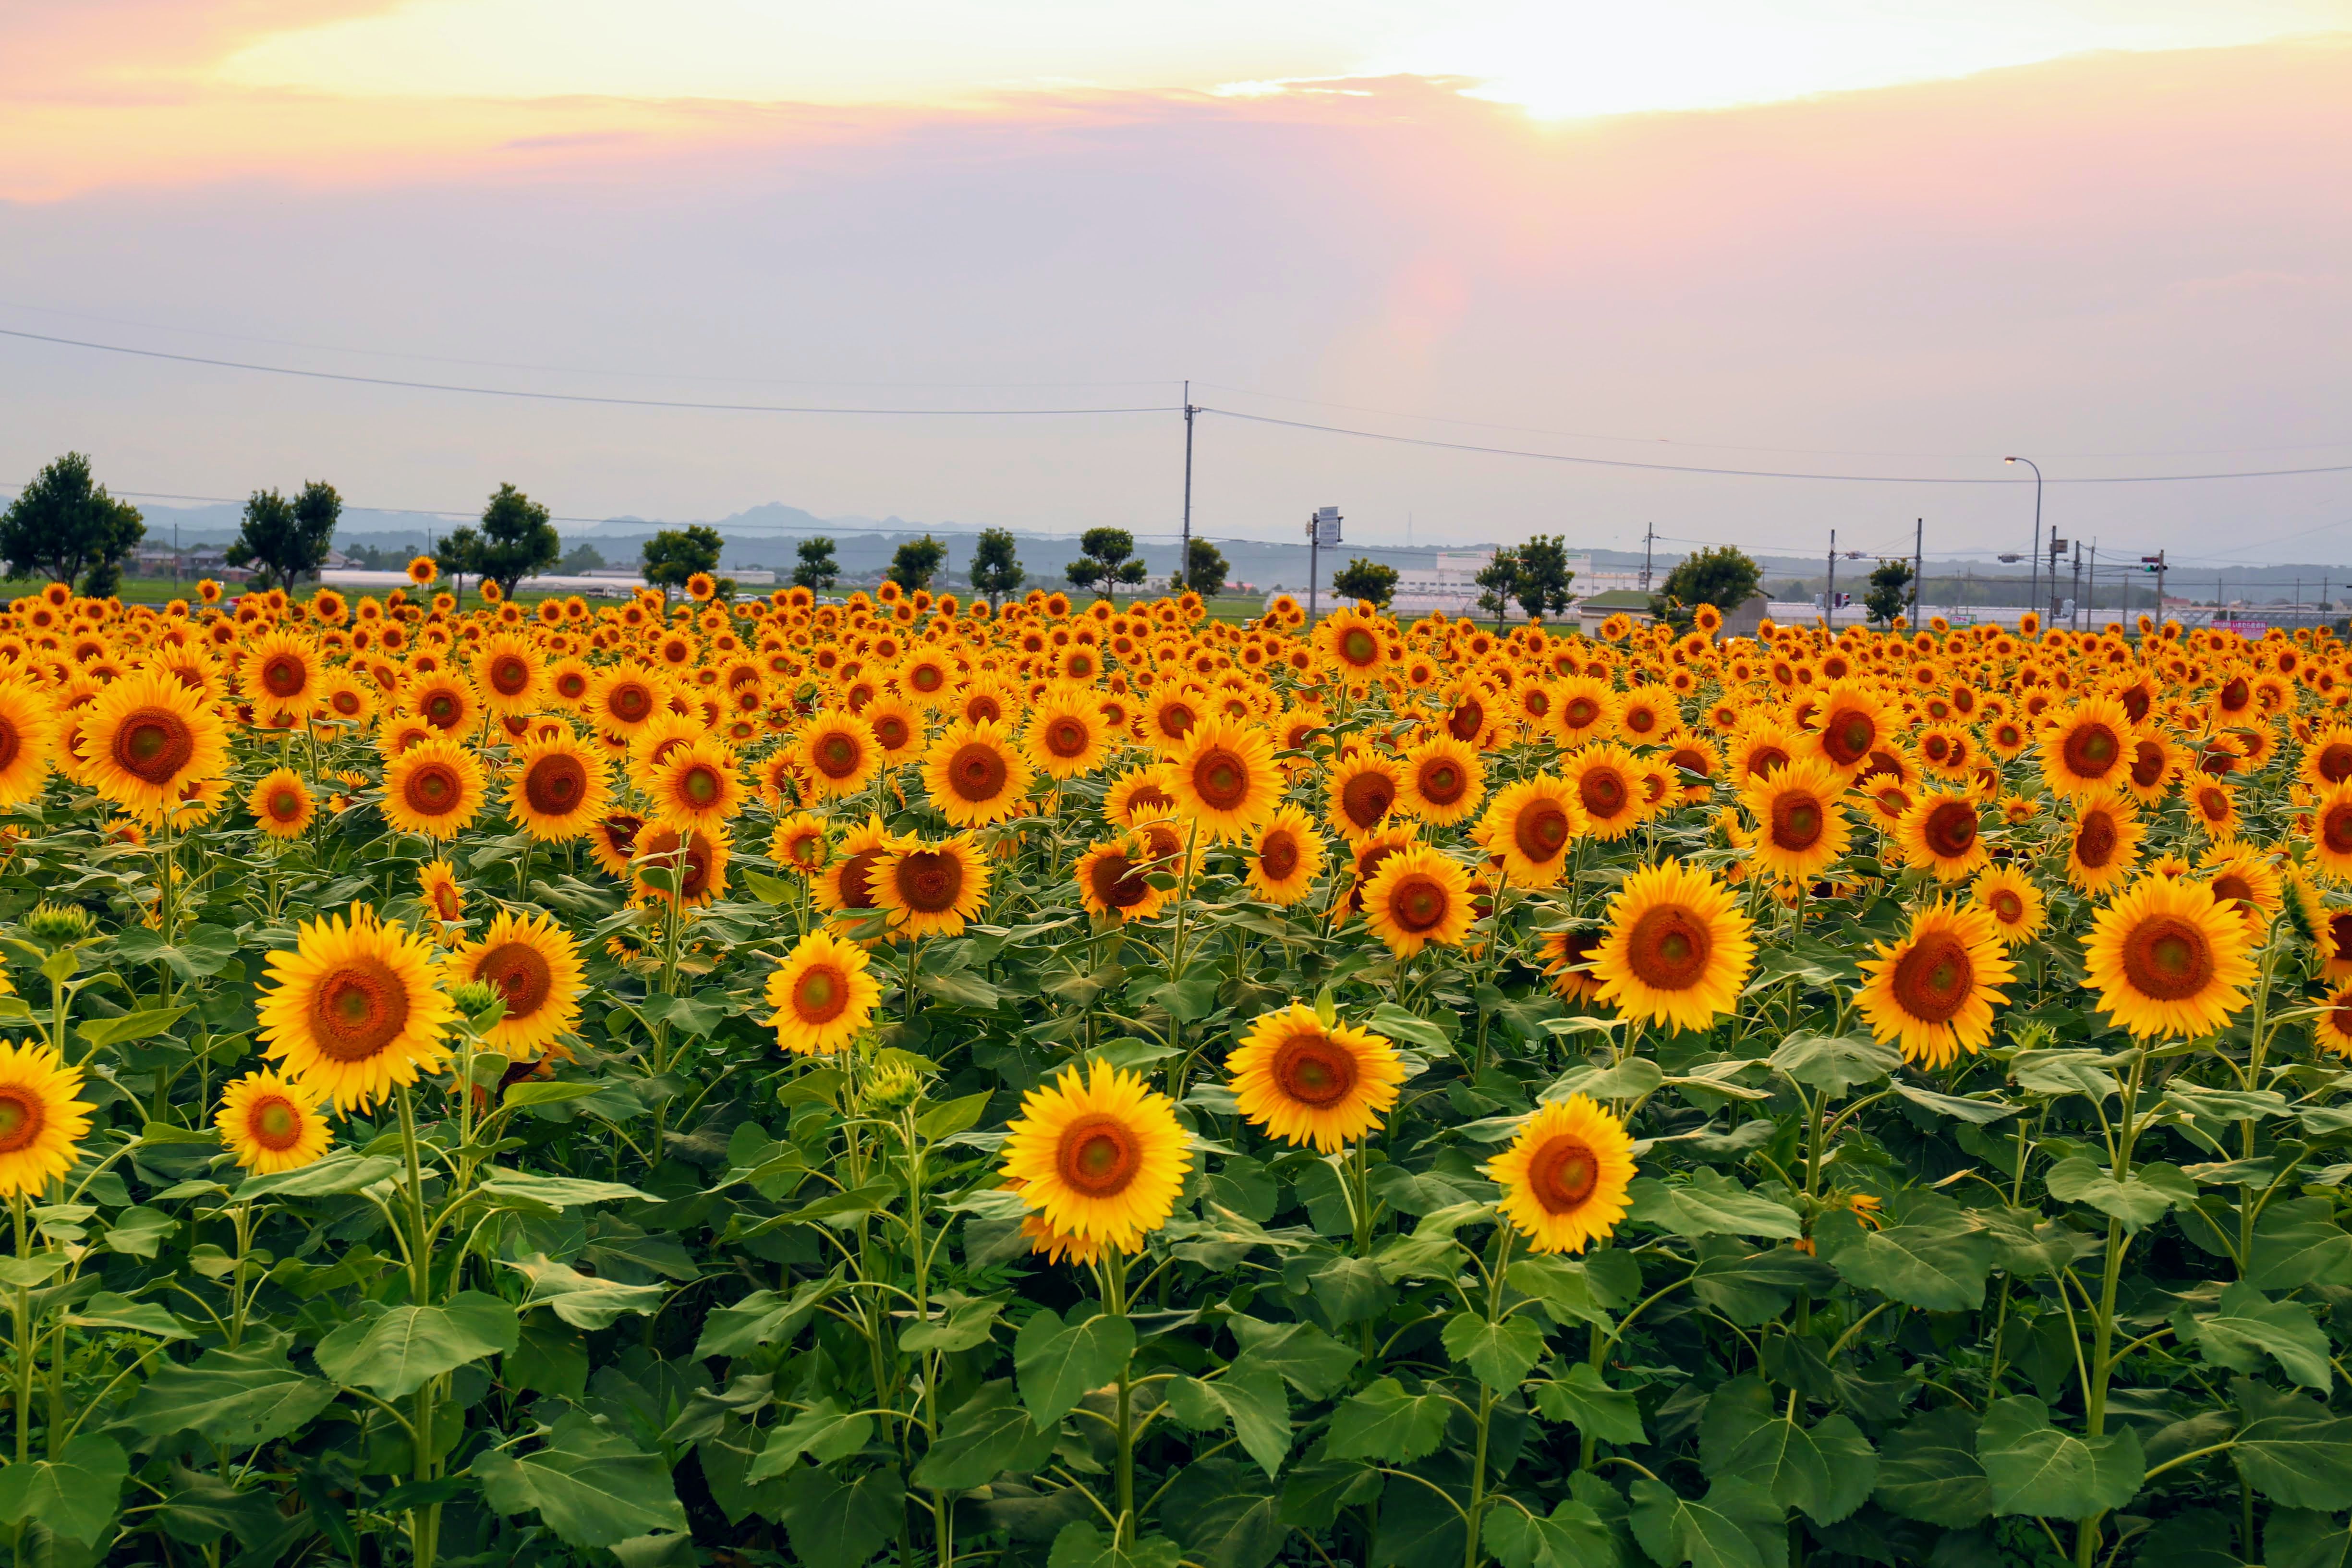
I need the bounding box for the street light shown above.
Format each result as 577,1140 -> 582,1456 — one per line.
2006,457 -> 2043,626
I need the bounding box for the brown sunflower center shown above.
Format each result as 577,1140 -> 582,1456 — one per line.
404,762 -> 462,816
1045,717 -> 1090,758
476,939 -> 554,1018
1271,1033 -> 1358,1107
872,713 -> 910,751
1417,758 -> 1467,807
268,788 -> 304,822
1891,931 -> 1973,1023
910,663 -> 944,692
1924,801 -> 1977,859
0,717 -> 19,772
1191,747 -> 1250,811
1528,1133 -> 1600,1214
1513,801 -> 1572,863
1769,791 -> 1824,851
1747,745 -> 1791,780
2318,743 -> 2352,784
2128,739 -> 2167,789
894,851 -> 965,913
966,695 -> 1005,725
2075,810 -> 2119,869
557,671 -> 589,700
490,656 -> 531,696
791,961 -> 847,1023
1055,1112 -> 1140,1197
423,690 -> 462,728
1088,851 -> 1151,910
1578,766 -> 1630,821
1624,705 -> 1658,735
784,832 -> 824,870
2063,720 -> 2121,778
837,849 -> 882,909
2121,913 -> 2215,1001
2197,787 -> 2231,823
609,683 -> 653,724
2219,676 -> 2250,711
1385,874 -> 1449,934
1448,699 -> 1486,742
947,742 -> 1010,802
250,1095 -> 303,1150
2325,804 -> 2352,855
262,655 -> 307,697
113,706 -> 194,784
1991,889 -> 2025,923
307,956 -> 413,1063
524,753 -> 588,816
1258,830 -> 1300,880
0,1087 -> 45,1154
1563,697 -> 1599,729
1340,770 -> 1395,830
678,763 -> 723,808
1626,904 -> 1712,991
2211,873 -> 2254,910
813,730 -> 864,778
1339,628 -> 1379,667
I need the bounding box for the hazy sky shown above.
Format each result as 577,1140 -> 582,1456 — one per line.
2,3 -> 2349,567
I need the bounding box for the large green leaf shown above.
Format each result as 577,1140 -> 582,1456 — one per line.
1628,1475 -> 1786,1568
2268,1508 -> 2352,1568
232,1151 -> 403,1200
693,1277 -> 837,1359
746,1398 -> 874,1482
2174,1281 -> 2333,1390
2042,1157 -> 2193,1229
1163,1460 -> 1286,1568
2250,1199 -> 2352,1290
2232,1379 -> 2352,1509
499,1253 -> 667,1330
1828,1223 -> 1999,1311
913,1380 -> 1055,1492
1627,1171 -> 1802,1240
1769,1032 -> 1900,1095
1327,1377 -> 1449,1463
1440,1313 -> 1546,1392
473,1411 -> 688,1549
115,1329 -> 336,1447
775,1466 -> 908,1568
1015,1307 -> 1135,1429
1686,1241 -> 1837,1326
1228,1317 -> 1360,1399
1048,1521 -> 1185,1568
1976,1396 -> 2144,1519
477,1167 -> 655,1210
313,1290 -> 520,1398
1872,1406 -> 1991,1528
1163,1368 -> 1290,1478
1698,1377 -> 1875,1525
1484,1497 -> 1620,1568
0,1434 -> 128,1545
1534,1363 -> 1645,1446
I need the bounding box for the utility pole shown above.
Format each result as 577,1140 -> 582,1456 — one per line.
1307,507 -> 1340,624
2088,542 -> 2098,626
2070,541 -> 2083,630
1178,380 -> 1196,595
1640,523 -> 1656,595
1825,529 -> 1836,627
1911,518 -> 1923,624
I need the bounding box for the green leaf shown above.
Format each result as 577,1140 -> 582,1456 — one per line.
1976,1395 -> 2144,1519
96,1205 -> 174,1259
776,1466 -> 908,1568
913,1380 -> 1055,1492
477,1167 -> 653,1209
693,1278 -> 836,1360
2175,1280 -> 2333,1389
1164,1460 -> 1288,1568
499,1253 -> 667,1330
900,1292 -> 1005,1354
1503,1255 -> 1610,1329
1228,1317 -> 1360,1399
1327,1377 -> 1448,1463
473,1411 -> 689,1550
914,1092 -> 992,1141
2267,1507 -> 2352,1568
1163,1367 -> 1290,1478
746,1398 -> 874,1481
114,924 -> 237,981
1627,1170 -> 1802,1240
155,1467 -> 290,1550
1698,1377 -> 1876,1525
740,867 -> 796,906
1872,1406 -> 1991,1528
116,1329 -> 336,1446
1441,1313 -> 1547,1391
500,1081 -> 620,1109
1366,1002 -> 1452,1053
1828,1222 -> 1999,1312
1047,1521 -> 1184,1568
0,1434 -> 128,1546
66,1291 -> 187,1340
1686,1242 -> 1838,1327
2042,1156 -> 2192,1228
313,1290 -> 520,1398
232,1151 -> 402,1200
1015,1308 -> 1135,1428
1536,1362 -> 1645,1446
1484,1497 -> 1619,1568
2008,1048 -> 2122,1100
2251,1199 -> 2352,1290
2232,1379 -> 2352,1509
1769,1032 -> 1899,1095
75,1005 -> 192,1052
1628,1475 -> 1786,1568
1548,1057 -> 1663,1103
1888,1081 -> 2017,1124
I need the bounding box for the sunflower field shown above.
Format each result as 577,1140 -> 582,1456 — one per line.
8,571 -> 2352,1568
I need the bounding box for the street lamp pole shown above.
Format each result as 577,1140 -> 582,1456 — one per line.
2006,456 -> 2042,627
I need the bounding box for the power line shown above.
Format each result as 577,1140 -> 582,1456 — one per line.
0,328 -> 1180,417
1196,407 -> 2352,486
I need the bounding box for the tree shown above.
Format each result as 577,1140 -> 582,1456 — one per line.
792,536 -> 839,593
441,483 -> 560,600
1172,538 -> 1229,598
1653,545 -> 1762,631
1475,549 -> 1523,628
887,535 -> 946,593
1514,535 -> 1578,621
226,479 -> 340,591
0,451 -> 145,596
1864,558 -> 1915,626
1065,528 -> 1149,600
968,528 -> 1025,606
642,525 -> 726,601
1331,557 -> 1399,611
557,542 -> 607,574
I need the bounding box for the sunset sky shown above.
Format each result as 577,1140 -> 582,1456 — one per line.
3,3 -> 2349,565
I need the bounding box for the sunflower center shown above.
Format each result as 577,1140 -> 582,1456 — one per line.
2320,744 -> 2352,784
967,695 -> 1004,725
1418,759 -> 1466,806
2075,811 -> 2119,869
838,850 -> 882,908
1192,748 -> 1249,811
1747,745 -> 1790,779
491,656 -> 531,695
911,664 -> 944,692
1925,802 -> 1977,858
1991,890 -> 2025,922
1055,1113 -> 1140,1196
680,764 -> 722,807
557,671 -> 588,700
308,957 -> 413,1062
1272,1034 -> 1358,1107
791,962 -> 849,1023
1528,1134 -> 1600,1214
423,692 -> 461,728
1386,874 -> 1449,934
2325,804 -> 2352,855
1340,628 -> 1379,666
1564,697 -> 1598,729
262,656 -> 307,697
785,833 -> 824,870
2211,873 -> 2254,910
2121,914 -> 2215,1001
268,788 -> 303,821
2063,721 -> 2121,777
251,1096 -> 303,1151
477,939 -> 555,1018
814,732 -> 863,778
1769,792 -> 1824,851
1448,700 -> 1485,741
1046,717 -> 1090,758
1626,904 -> 1712,991
405,763 -> 460,814
896,851 -> 964,913
1258,831 -> 1300,880
1089,851 -> 1151,910
1578,767 -> 1629,821
948,743 -> 1009,802
0,718 -> 19,771
1891,932 -> 1973,1023
873,714 -> 910,750
2198,787 -> 2231,823
1340,771 -> 1395,830
0,1088 -> 44,1154
114,707 -> 194,784
1624,706 -> 1657,735
2219,676 -> 2250,711
1513,802 -> 1572,863
610,684 -> 653,723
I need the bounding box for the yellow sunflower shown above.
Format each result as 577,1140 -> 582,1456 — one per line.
644,735 -> 746,835
1563,743 -> 1647,841
2064,790 -> 2145,896
1105,763 -> 1179,829
2082,875 -> 2258,1040
632,825 -> 730,908
471,632 -> 545,716
921,718 -> 1034,828
1485,1094 -> 1636,1255
0,681 -> 56,807
2038,694 -> 2139,799
1026,685 -> 1112,780
769,812 -> 831,877
400,671 -> 479,736
1075,834 -> 1173,923
1588,859 -> 1756,1033
1325,750 -> 1405,844
1360,845 -> 1476,959
1539,927 -> 1605,1002
1165,715 -> 1282,842
2308,780 -> 2352,881
2198,843 -> 2283,932
1398,734 -> 1486,827
1550,676 -> 1618,746
216,1069 -> 333,1174
418,858 -> 465,936
765,929 -> 883,1055
999,1063 -> 1191,1253
247,767 -> 315,839
814,815 -> 904,925
1244,805 -> 1326,907
585,812 -> 645,882
1226,1006 -> 1405,1152
1969,864 -> 2048,948
586,662 -> 669,737
1805,681 -> 1894,778
1479,777 -> 1583,888
503,731 -> 610,841
446,909 -> 584,1057
870,836 -> 991,940
258,903 -> 456,1109
0,1041 -> 94,1197
381,736 -> 487,840
2314,984 -> 2352,1058
1739,756 -> 1853,884
1894,789 -> 1989,883
240,629 -> 323,723
80,669 -> 230,818
1855,900 -> 2014,1070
